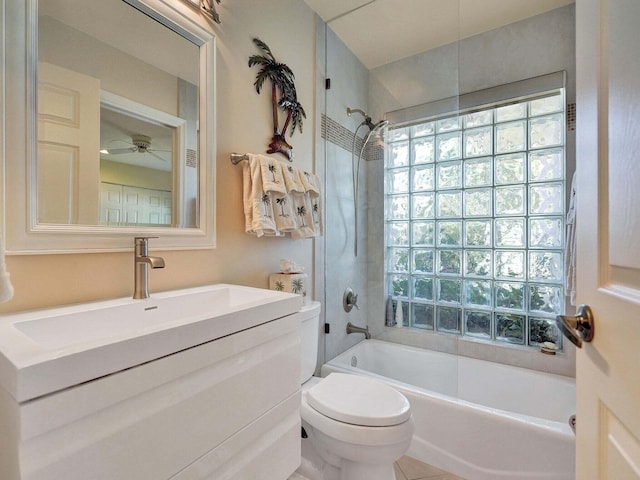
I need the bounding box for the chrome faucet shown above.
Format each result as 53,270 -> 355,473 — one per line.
346,322 -> 371,339
133,237 -> 165,299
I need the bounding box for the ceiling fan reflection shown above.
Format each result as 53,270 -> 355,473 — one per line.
103,134 -> 171,163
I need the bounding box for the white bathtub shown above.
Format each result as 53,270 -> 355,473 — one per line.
321,339 -> 575,480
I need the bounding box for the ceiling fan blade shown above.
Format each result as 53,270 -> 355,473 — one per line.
106,147 -> 137,154
149,151 -> 169,162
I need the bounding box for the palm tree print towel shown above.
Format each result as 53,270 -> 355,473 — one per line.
242,154 -> 321,239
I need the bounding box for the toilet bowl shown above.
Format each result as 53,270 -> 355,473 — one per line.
296,302 -> 413,480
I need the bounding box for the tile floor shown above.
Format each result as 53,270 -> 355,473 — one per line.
394,455 -> 465,480
289,455 -> 464,480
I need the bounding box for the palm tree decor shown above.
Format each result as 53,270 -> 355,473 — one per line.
297,205 -> 307,227
274,281 -> 285,292
291,279 -> 304,294
248,38 -> 306,161
199,0 -> 222,23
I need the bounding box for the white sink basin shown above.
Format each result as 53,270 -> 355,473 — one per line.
0,284 -> 302,402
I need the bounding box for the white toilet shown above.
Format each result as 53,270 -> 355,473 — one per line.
297,302 -> 414,480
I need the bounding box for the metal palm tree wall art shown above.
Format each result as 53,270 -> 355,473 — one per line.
248,38 -> 306,161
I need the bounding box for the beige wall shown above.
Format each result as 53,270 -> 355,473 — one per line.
1,0 -> 317,313
100,159 -> 172,191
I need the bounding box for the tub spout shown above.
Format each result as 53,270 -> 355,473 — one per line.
346,322 -> 370,339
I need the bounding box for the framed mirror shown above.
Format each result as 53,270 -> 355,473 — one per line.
1,0 -> 216,253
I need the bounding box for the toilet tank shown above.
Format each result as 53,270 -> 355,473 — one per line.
299,301 -> 321,384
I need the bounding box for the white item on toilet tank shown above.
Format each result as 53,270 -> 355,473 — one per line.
299,301 -> 321,384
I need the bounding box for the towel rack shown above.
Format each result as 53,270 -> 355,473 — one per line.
230,153 -> 249,164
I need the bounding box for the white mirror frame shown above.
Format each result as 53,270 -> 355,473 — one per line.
1,0 -> 216,254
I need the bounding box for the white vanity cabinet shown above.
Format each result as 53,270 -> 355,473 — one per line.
0,285 -> 303,480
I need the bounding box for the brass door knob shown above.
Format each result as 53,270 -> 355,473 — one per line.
556,304 -> 595,348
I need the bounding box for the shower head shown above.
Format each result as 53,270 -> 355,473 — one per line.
347,107 -> 388,132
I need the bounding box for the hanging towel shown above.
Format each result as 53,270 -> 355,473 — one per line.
565,171 -> 577,306
259,155 -> 287,196
242,154 -> 281,237
260,158 -> 296,233
300,171 -> 323,236
0,234 -> 14,303
290,169 -> 315,239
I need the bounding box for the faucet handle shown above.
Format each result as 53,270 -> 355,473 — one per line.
343,287 -> 360,312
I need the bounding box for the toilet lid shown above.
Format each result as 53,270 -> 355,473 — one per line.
306,373 -> 411,427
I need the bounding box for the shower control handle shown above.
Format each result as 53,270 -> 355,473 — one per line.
556,304 -> 595,348
343,288 -> 360,312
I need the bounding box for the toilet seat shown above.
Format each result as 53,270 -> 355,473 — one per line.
305,373 -> 411,427
301,393 -> 414,447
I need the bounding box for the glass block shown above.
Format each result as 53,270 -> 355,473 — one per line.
464,279 -> 492,307
529,217 -> 563,248
412,193 -> 435,218
529,183 -> 563,215
411,122 -> 435,137
389,168 -> 409,193
465,310 -> 492,338
412,303 -> 435,329
388,248 -> 409,272
436,192 -> 462,218
389,274 -> 409,297
413,249 -> 434,273
436,132 -> 462,161
495,250 -> 525,279
496,103 -> 526,122
495,313 -> 525,344
413,221 -> 435,246
529,148 -> 563,182
529,317 -> 561,346
437,221 -> 462,246
529,251 -> 563,282
464,157 -> 492,188
464,110 -> 492,128
464,220 -> 491,247
464,127 -> 493,158
413,277 -> 434,300
388,194 -> 409,219
495,153 -> 525,185
388,221 -> 409,246
464,189 -> 492,217
438,279 -> 462,303
465,250 -> 492,277
437,161 -> 462,189
529,284 -> 563,314
412,165 -> 435,191
496,121 -> 526,153
530,114 -> 563,148
412,137 -> 435,164
495,282 -> 525,310
530,95 -> 563,116
389,142 -> 410,167
436,116 -> 462,133
495,218 -> 525,248
388,128 -> 409,142
495,185 -> 525,215
437,306 -> 461,333
438,250 -> 461,275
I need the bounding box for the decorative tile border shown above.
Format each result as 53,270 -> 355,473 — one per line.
567,103 -> 576,132
321,113 -> 384,162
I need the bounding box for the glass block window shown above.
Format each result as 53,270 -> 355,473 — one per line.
385,91 -> 565,348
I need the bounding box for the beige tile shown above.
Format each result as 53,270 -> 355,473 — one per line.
396,455 -> 448,479
420,475 -> 466,480
394,462 -> 409,480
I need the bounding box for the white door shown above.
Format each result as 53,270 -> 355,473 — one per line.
575,0 -> 640,477
38,62 -> 100,225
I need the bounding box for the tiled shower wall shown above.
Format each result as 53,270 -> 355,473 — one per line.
366,5 -> 577,376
